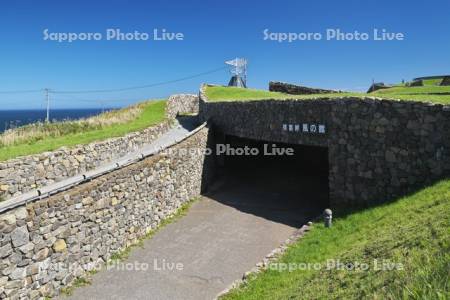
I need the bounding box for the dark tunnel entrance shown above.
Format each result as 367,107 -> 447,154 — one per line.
207,134 -> 330,227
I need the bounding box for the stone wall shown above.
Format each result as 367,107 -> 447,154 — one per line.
166,94 -> 199,119
441,76 -> 450,86
200,95 -> 450,207
0,126 -> 212,299
269,81 -> 340,95
0,93 -> 201,201
0,121 -> 171,201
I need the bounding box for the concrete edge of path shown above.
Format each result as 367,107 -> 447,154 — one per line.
214,222 -> 315,300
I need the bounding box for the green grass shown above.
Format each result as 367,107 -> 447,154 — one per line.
205,86 -> 304,101
422,79 -> 443,86
372,85 -> 450,95
371,86 -> 450,104
0,100 -> 167,161
60,276 -> 93,296
205,86 -> 349,101
205,86 -> 450,105
221,179 -> 450,300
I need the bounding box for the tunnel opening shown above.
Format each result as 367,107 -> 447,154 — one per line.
206,134 -> 330,227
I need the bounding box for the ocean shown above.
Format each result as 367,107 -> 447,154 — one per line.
0,109 -> 109,133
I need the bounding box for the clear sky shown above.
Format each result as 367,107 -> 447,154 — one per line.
1,0 -> 450,109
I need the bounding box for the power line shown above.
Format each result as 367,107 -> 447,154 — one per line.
0,66 -> 226,117
54,94 -> 151,106
0,66 -> 226,95
55,94 -> 142,103
0,89 -> 43,94
52,66 -> 226,94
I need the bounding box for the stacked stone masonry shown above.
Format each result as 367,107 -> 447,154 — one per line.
199,95 -> 450,207
166,94 -> 199,119
0,122 -> 171,201
0,93 -> 200,201
269,81 -> 341,95
0,126 -> 211,299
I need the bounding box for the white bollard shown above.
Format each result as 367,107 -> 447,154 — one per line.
324,209 -> 332,228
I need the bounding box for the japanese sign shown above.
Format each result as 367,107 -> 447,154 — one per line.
282,123 -> 326,134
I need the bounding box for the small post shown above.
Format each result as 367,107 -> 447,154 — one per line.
323,209 -> 332,228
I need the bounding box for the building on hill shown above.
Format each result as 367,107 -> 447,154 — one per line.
413,75 -> 450,86
367,82 -> 392,93
408,79 -> 423,87
228,75 -> 247,88
413,75 -> 450,81
440,76 -> 450,86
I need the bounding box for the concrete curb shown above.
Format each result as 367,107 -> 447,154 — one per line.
214,220 -> 314,299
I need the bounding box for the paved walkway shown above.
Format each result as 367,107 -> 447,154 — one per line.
66,199 -> 302,300
64,170 -> 323,300
62,118 -> 325,300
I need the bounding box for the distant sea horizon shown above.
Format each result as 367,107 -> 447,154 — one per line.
0,108 -> 114,133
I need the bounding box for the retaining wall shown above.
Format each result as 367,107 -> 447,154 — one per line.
166,94 -> 199,119
0,94 -> 200,201
269,81 -> 340,95
0,126 -> 212,299
0,122 -> 171,201
199,94 -> 450,207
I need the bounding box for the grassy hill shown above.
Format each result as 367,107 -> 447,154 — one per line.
373,85 -> 450,95
205,86 -> 349,101
370,85 -> 450,104
221,179 -> 450,300
422,79 -> 443,86
0,100 -> 166,161
205,86 -> 314,101
205,86 -> 450,105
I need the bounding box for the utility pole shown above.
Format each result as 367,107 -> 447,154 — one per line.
99,100 -> 105,113
45,88 -> 50,122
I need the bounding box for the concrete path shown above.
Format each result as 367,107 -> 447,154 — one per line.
64,173 -> 320,300
63,117 -> 325,300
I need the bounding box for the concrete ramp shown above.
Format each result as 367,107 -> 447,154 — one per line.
65,126 -> 327,300
65,194 -> 311,300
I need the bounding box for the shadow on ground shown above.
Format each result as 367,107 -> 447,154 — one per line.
204,135 -> 330,228
176,115 -> 200,130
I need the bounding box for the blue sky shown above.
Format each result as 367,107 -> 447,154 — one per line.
1,0 -> 449,109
